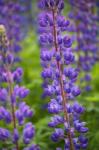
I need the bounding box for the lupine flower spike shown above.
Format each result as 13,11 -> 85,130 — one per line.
38,0 -> 88,149
69,0 -> 98,92
0,25 -> 40,150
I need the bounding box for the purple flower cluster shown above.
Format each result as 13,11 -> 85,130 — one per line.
38,0 -> 88,149
0,0 -> 27,56
69,0 -> 98,92
0,25 -> 40,150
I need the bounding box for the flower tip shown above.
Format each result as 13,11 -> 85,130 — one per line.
0,24 -> 5,33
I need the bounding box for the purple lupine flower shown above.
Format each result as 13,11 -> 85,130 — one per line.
23,122 -> 35,144
0,128 -> 10,141
13,129 -> 19,144
0,25 -> 40,149
38,0 -> 88,149
0,88 -> 8,102
51,128 -> 64,142
24,144 -> 40,150
0,1 -> 24,54
48,115 -> 64,127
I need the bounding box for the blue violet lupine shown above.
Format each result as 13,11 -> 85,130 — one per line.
0,25 -> 40,150
0,0 -> 28,58
38,0 -> 88,150
68,0 -> 98,92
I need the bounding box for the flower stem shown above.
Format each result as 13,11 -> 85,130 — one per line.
52,8 -> 74,150
6,66 -> 19,150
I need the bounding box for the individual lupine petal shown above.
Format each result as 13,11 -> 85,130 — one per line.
16,110 -> 24,125
79,135 -> 88,148
64,139 -> 70,149
11,93 -> 16,104
64,83 -> 71,93
48,33 -> 53,44
73,102 -> 84,114
1,72 -> 8,82
41,68 -> 52,79
55,86 -> 61,95
6,53 -> 14,65
57,16 -> 69,27
13,67 -> 23,82
48,99 -> 62,114
55,69 -> 60,79
4,110 -> 12,124
57,0 -> 64,10
48,115 -> 64,127
39,18 -> 48,27
71,86 -> 81,97
80,126 -> 88,133
85,85 -> 92,92
0,128 -> 10,141
63,36 -> 72,48
40,50 -> 52,61
67,93 -> 74,100
66,104 -> 73,113
56,95 -> 63,104
14,85 -> 29,98
19,102 -> 34,118
12,128 -> 19,143
25,109 -> 34,118
0,107 -> 12,123
74,120 -> 88,133
74,142 -> 80,150
64,122 -> 70,132
23,122 -> 35,144
44,85 -> 55,96
39,34 -> 48,45
51,128 -> 64,142
24,144 -> 40,150
64,51 -> 74,62
55,52 -> 61,61
14,44 -> 21,53
78,135 -> 88,145
0,107 -> 6,120
57,36 -> 62,45
0,88 -> 8,102
38,12 -> 53,27
64,67 -> 78,80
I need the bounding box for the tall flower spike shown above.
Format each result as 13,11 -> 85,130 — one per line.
38,0 -> 88,149
0,25 -> 40,150
68,0 -> 98,92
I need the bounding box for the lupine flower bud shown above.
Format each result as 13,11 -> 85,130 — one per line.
0,88 -> 8,102
13,129 -> 19,144
0,128 -> 10,141
23,123 -> 35,144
